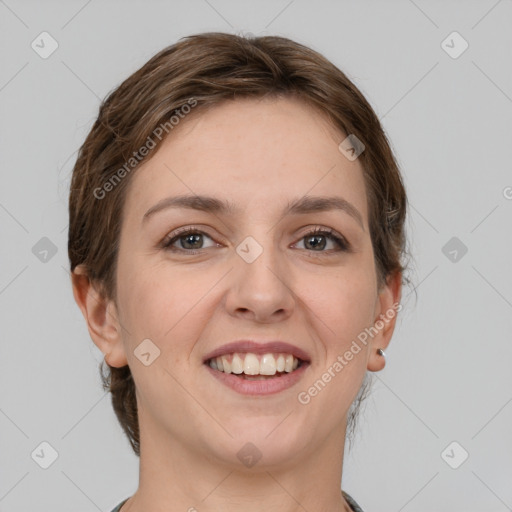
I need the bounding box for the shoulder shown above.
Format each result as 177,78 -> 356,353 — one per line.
342,490 -> 365,512
109,497 -> 129,512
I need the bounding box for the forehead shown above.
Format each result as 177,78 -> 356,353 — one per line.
123,96 -> 368,225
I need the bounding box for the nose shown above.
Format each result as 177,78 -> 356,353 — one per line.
224,237 -> 296,324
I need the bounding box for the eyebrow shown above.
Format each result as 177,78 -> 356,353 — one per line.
143,194 -> 364,230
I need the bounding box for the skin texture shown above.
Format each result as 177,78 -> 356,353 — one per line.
72,96 -> 401,512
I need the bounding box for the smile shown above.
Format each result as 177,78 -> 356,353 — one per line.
205,352 -> 309,395
208,352 -> 301,377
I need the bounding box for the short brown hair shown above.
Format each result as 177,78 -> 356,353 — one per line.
68,32 -> 408,456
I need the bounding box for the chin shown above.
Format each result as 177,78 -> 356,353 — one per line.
210,420 -> 310,470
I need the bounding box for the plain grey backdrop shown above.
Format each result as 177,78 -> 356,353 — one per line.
1,1 -> 511,511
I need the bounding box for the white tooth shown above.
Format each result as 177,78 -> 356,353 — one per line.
244,353 -> 260,375
216,356 -> 224,372
209,358 -> 218,370
221,355 -> 231,374
285,354 -> 294,372
260,353 -> 277,375
292,357 -> 299,370
231,353 -> 243,374
276,354 -> 285,372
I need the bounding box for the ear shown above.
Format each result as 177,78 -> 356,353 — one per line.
71,264 -> 128,367
367,271 -> 402,372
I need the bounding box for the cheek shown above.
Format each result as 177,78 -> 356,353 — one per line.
298,265 -> 376,346
117,258 -> 219,362
122,274 -> 199,338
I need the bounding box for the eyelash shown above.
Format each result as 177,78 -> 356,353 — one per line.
161,225 -> 350,255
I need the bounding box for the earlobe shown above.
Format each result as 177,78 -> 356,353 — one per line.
71,265 -> 128,368
367,271 -> 402,372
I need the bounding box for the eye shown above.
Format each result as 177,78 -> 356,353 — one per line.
162,227 -> 218,254
161,225 -> 350,255
294,227 -> 350,253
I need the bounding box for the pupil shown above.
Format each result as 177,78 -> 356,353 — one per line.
182,234 -> 202,249
305,235 -> 325,250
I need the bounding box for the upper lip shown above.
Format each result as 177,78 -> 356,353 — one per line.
203,340 -> 311,363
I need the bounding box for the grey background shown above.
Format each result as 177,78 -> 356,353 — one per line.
1,1 -> 511,511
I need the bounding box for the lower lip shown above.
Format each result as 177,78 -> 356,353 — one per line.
205,363 -> 309,396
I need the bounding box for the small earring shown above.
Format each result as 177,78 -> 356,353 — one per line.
377,348 -> 386,357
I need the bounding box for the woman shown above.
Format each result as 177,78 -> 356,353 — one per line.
68,32 -> 407,512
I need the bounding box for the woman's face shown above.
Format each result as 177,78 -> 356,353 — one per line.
110,96 -> 399,467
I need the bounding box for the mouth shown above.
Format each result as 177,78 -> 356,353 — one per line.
206,352 -> 305,380
203,341 -> 311,395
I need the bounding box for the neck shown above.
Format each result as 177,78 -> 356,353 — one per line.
122,415 -> 353,512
